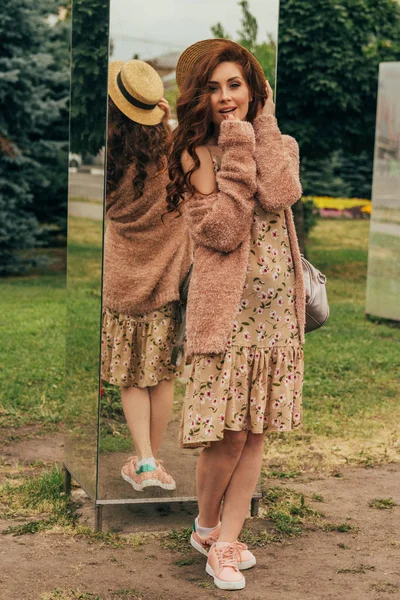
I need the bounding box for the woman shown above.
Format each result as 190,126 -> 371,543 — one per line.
101,59 -> 191,492
167,40 -> 305,591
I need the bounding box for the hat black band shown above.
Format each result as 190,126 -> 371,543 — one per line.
117,72 -> 157,110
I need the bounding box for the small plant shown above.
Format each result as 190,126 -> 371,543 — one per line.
369,582 -> 399,594
311,493 -> 324,502
323,522 -> 358,533
40,591 -> 101,600
161,528 -> 191,552
261,487 -> 323,539
266,470 -> 301,479
369,498 -> 398,510
337,564 -> 375,574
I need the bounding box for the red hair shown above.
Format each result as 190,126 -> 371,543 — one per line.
166,41 -> 266,211
106,98 -> 171,202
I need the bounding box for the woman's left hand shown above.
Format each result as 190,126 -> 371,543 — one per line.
257,80 -> 275,117
158,97 -> 171,124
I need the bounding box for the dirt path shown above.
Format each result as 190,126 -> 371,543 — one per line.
1,437 -> 399,600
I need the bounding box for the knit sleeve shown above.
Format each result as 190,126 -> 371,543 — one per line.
183,120 -> 257,254
252,115 -> 302,211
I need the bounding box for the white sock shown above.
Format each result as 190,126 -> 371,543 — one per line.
136,457 -> 156,470
196,516 -> 220,536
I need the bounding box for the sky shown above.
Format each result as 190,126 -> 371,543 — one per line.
109,0 -> 280,61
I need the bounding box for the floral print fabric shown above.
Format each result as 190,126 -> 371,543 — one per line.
101,302 -> 183,388
180,152 -> 304,448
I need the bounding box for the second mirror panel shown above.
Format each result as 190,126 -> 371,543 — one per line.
98,0 -> 280,501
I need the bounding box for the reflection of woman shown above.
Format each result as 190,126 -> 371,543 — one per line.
167,40 -> 305,591
101,60 -> 191,492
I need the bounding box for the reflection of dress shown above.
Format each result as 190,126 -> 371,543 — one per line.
101,159 -> 191,388
101,304 -> 183,387
180,153 -> 304,448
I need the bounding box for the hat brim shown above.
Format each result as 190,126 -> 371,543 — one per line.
176,39 -> 266,91
108,61 -> 164,126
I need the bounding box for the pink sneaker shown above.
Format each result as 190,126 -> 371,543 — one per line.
233,541 -> 256,570
121,457 -> 176,491
191,521 -> 221,556
206,543 -> 245,590
191,522 -> 256,570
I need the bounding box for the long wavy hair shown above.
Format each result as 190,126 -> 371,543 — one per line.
106,97 -> 171,202
166,42 -> 267,211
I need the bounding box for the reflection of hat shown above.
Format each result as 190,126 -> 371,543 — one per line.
176,38 -> 265,91
108,60 -> 164,125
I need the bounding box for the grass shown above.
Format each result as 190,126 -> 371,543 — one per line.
0,250 -> 66,435
0,464 -> 76,532
264,219 -> 400,475
0,459 -> 146,546
337,564 -> 375,574
369,497 -> 398,509
163,485 -> 358,552
1,217 -> 399,504
369,582 -> 399,594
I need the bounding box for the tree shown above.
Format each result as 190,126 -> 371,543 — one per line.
277,0 -> 400,197
29,1 -> 70,230
211,0 -> 277,87
0,0 -> 70,274
69,0 -> 110,157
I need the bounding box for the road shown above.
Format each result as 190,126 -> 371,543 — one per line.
68,170 -> 104,202
68,200 -> 103,221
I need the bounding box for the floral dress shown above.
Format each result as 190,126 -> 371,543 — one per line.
180,152 -> 304,448
101,303 -> 184,388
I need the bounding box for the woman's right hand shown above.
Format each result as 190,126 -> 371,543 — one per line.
257,80 -> 275,117
158,97 -> 171,124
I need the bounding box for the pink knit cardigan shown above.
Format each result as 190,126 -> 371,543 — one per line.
183,114 -> 305,357
103,161 -> 192,315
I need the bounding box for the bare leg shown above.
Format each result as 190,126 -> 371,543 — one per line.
121,386 -> 152,462
219,431 -> 266,542
148,379 -> 174,456
196,430 -> 249,527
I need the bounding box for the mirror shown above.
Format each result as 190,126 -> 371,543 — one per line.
366,62 -> 400,321
97,0 -> 281,502
65,0 -> 110,499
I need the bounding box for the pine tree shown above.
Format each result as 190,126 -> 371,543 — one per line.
0,0 -> 70,274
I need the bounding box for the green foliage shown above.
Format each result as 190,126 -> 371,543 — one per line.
277,0 -> 400,197
211,0 -> 277,86
0,0 -> 70,274
0,466 -> 77,530
69,0 -> 110,157
302,198 -> 320,238
369,497 -> 397,509
100,382 -> 123,420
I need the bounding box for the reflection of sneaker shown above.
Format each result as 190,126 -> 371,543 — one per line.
191,522 -> 256,570
121,457 -> 176,492
206,543 -> 245,590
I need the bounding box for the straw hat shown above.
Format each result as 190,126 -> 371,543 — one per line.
108,60 -> 164,125
176,38 -> 265,91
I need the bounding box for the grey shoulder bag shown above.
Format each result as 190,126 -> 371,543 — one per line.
301,256 -> 330,333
